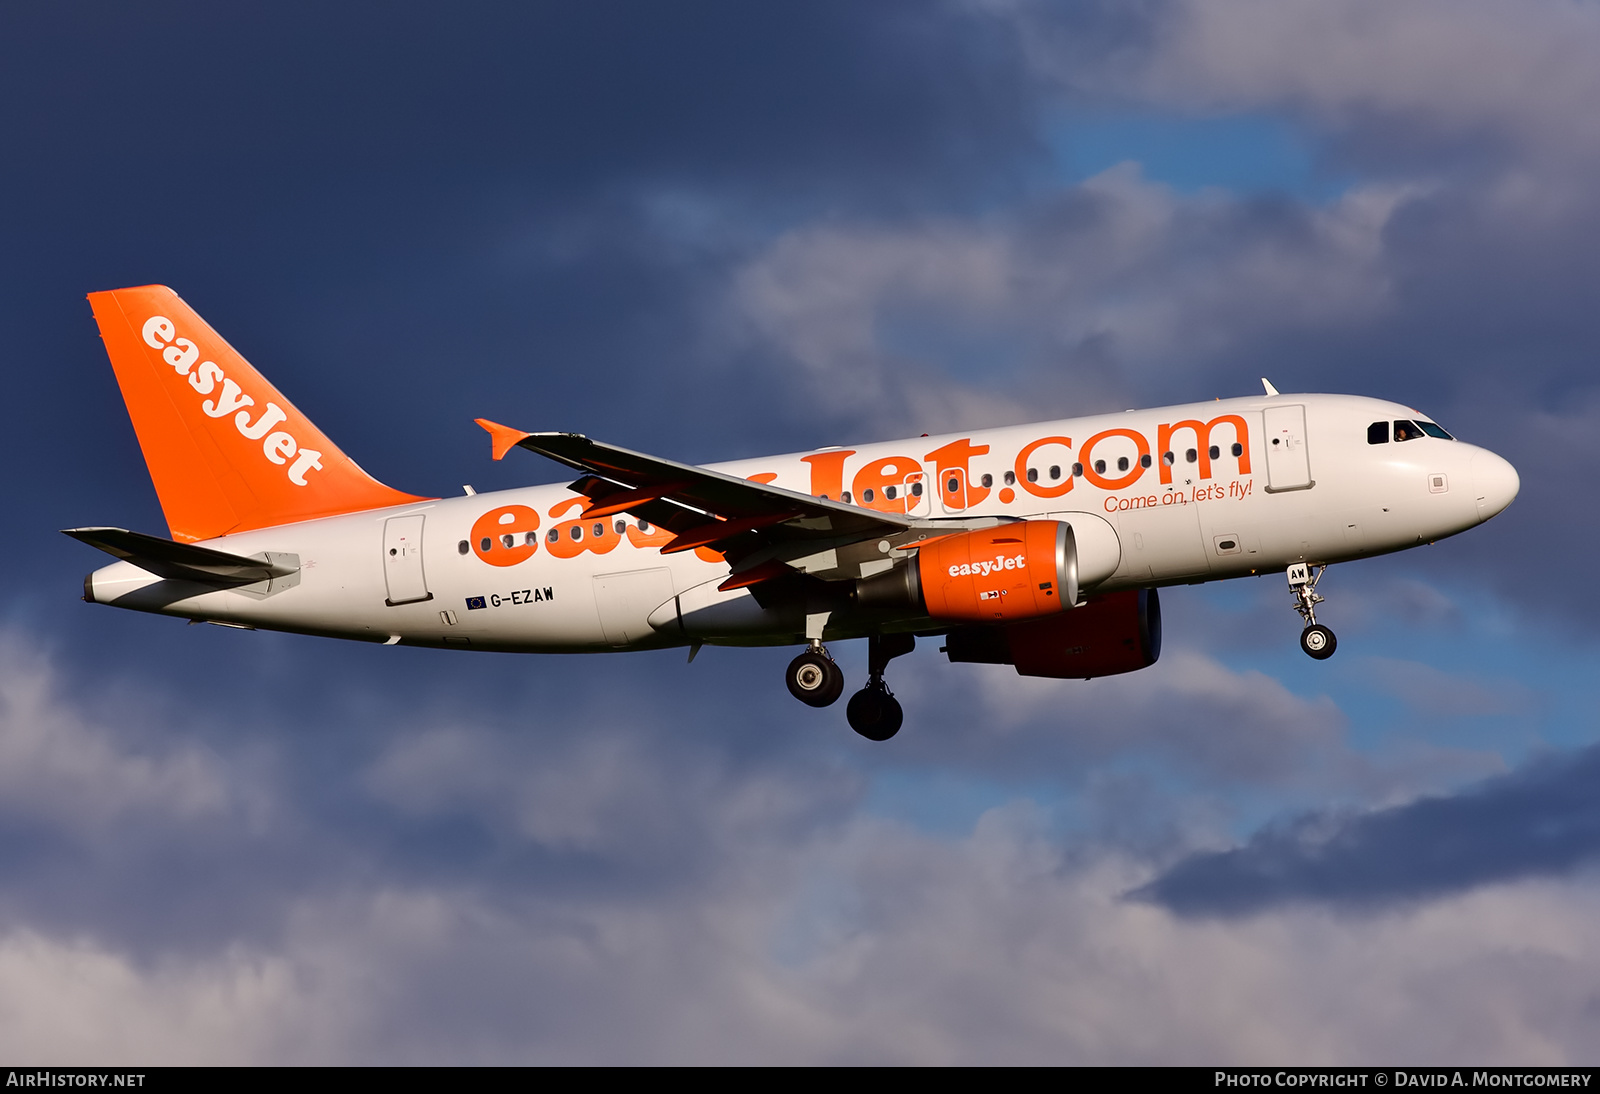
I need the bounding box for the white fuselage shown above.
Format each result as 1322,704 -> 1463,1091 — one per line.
86,393 -> 1519,652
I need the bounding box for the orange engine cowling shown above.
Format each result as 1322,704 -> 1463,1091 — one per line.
943,588 -> 1161,679
914,521 -> 1078,623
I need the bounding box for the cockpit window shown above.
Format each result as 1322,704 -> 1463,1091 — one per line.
1393,420 -> 1424,442
1417,420 -> 1454,440
1367,421 -> 1389,444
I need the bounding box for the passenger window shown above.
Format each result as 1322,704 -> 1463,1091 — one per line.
1003,470 -> 1016,486
841,491 -> 852,504
458,540 -> 469,555
1116,456 -> 1129,472
1368,421 -> 1389,444
1139,454 -> 1151,468
526,532 -> 538,546
980,473 -> 993,488
1094,460 -> 1106,474
479,537 -> 492,552
592,523 -> 604,538
638,520 -> 651,533
1208,445 -> 1219,460
1393,420 -> 1422,442
547,528 -> 559,543
862,488 -> 875,503
911,482 -> 922,497
884,485 -> 897,500
1162,451 -> 1175,465
1232,442 -> 1243,457
571,526 -> 583,541
1071,463 -> 1083,477
1186,449 -> 1197,463
947,477 -> 960,494
1049,465 -> 1060,480
614,520 -> 627,535
1027,468 -> 1038,482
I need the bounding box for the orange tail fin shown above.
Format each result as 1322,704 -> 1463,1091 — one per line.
88,285 -> 426,542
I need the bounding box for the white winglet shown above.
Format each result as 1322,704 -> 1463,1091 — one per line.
1261,377 -> 1280,397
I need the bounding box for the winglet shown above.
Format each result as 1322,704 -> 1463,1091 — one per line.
475,418 -> 533,461
1261,378 -> 1280,397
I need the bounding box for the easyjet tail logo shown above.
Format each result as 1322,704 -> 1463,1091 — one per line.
141,316 -> 323,487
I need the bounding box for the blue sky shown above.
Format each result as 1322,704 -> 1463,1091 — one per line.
1051,112 -> 1345,198
4,0 -> 1600,1064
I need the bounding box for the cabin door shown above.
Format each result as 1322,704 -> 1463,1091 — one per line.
383,515 -> 432,605
1263,404 -> 1314,492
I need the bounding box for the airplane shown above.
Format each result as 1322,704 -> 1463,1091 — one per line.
67,285 -> 1521,741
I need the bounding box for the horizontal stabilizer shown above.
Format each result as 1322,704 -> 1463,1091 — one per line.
62,527 -> 297,586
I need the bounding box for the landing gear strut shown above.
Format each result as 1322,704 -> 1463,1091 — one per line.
846,634 -> 914,741
786,643 -> 845,707
1288,563 -> 1337,660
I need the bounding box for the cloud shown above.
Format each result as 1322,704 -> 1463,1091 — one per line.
0,637 -> 230,834
1359,657 -> 1535,719
4,813 -> 1600,1063
362,717 -> 863,865
1136,741 -> 1600,916
1144,0 -> 1600,165
727,165 -> 1410,436
1001,0 -> 1600,167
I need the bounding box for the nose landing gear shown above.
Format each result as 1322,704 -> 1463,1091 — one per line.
846,633 -> 914,741
1288,563 -> 1337,660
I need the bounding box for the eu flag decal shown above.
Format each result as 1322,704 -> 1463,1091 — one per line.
465,596 -> 487,610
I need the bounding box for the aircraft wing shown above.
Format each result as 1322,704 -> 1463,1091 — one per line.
476,420 -> 917,583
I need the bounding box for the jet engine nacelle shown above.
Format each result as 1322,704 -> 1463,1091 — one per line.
855,520 -> 1077,623
943,588 -> 1161,679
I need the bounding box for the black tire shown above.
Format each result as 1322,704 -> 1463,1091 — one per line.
787,651 -> 844,707
1300,624 -> 1337,660
846,686 -> 903,741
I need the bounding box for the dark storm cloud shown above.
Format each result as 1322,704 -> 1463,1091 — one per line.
1,2 -> 1036,203
1135,741 -> 1600,916
1,1 -> 1052,622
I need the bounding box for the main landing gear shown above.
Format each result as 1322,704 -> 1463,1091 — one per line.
786,644 -> 845,707
784,633 -> 915,741
846,633 -> 914,741
1288,563 -> 1337,660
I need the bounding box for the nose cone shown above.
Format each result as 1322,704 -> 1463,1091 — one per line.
1471,449 -> 1520,522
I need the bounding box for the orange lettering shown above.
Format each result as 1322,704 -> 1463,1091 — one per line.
1079,429 -> 1149,492
1014,436 -> 1075,499
1155,415 -> 1251,485
545,497 -> 624,559
625,521 -> 675,549
801,450 -> 855,500
852,456 -> 922,513
924,438 -> 992,509
470,505 -> 540,567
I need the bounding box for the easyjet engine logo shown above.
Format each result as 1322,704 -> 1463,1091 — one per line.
947,554 -> 1026,578
141,315 -> 324,487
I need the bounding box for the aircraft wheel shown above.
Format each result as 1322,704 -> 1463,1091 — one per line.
846,686 -> 903,741
1300,624 -> 1337,660
787,651 -> 844,707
